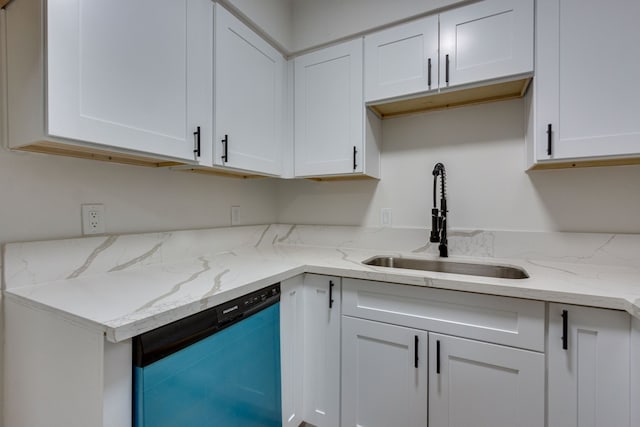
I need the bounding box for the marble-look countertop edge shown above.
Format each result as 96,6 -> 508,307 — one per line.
5,250 -> 640,343
4,292 -> 111,337
304,265 -> 636,311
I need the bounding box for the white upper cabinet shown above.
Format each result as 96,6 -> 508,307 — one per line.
439,0 -> 533,89
294,39 -> 381,178
213,5 -> 286,176
529,0 -> 640,167
6,0 -> 214,164
364,16 -> 439,103
548,304 -> 631,427
363,0 -> 533,116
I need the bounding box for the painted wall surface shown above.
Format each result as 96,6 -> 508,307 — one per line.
0,150 -> 279,245
223,0 -> 468,54
221,0 -> 293,53
291,0 -> 468,52
277,99 -> 640,234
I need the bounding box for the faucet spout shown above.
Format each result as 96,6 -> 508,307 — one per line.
429,162 -> 448,257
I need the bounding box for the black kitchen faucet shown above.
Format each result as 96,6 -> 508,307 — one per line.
429,162 -> 448,257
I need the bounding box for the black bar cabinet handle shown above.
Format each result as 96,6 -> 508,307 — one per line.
561,310 -> 568,350
427,57 -> 432,88
221,134 -> 228,163
193,126 -> 201,157
414,335 -> 419,368
353,146 -> 357,170
547,124 -> 553,156
445,54 -> 450,84
329,280 -> 335,309
436,340 -> 441,374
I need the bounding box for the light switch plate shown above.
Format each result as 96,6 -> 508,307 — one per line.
231,206 -> 240,226
381,208 -> 392,227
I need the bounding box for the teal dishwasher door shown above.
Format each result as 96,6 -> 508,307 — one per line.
134,302 -> 281,427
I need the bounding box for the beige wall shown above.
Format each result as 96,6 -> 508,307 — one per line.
291,0 -> 468,53
221,0 -> 294,53
223,0 -> 470,54
277,99 -> 640,233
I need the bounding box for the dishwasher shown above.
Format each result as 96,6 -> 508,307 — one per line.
133,284 -> 281,426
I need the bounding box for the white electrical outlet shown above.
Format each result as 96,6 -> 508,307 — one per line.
82,204 -> 105,235
231,206 -> 240,226
381,208 -> 392,227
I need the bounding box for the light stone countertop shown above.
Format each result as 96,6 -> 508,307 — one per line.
3,224 -> 640,342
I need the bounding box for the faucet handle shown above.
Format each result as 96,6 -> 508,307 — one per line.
430,208 -> 440,242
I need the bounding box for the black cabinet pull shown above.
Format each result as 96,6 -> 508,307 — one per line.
445,54 -> 450,84
414,335 -> 419,368
436,340 -> 441,374
427,57 -> 432,88
221,134 -> 228,163
353,146 -> 358,170
329,280 -> 335,309
561,310 -> 568,350
547,124 -> 553,156
193,126 -> 201,157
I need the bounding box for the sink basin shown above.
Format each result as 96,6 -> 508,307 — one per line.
363,256 -> 529,279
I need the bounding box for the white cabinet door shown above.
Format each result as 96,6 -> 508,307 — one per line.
46,0 -> 212,162
294,39 -> 365,177
534,0 -> 640,162
429,333 -> 544,427
364,16 -> 438,103
341,316 -> 428,427
280,276 -> 305,427
439,0 -> 533,89
214,5 -> 285,175
302,275 -> 341,427
548,304 -> 631,427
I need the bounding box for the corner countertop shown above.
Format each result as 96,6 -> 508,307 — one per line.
4,224 -> 640,342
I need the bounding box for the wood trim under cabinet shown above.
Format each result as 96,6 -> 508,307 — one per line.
369,77 -> 531,119
172,166 -> 266,179
529,156 -> 640,170
16,141 -> 185,168
1,0 -> 14,9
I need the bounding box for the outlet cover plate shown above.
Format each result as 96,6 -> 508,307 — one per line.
82,204 -> 105,235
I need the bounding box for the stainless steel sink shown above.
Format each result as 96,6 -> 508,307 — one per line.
363,256 -> 529,279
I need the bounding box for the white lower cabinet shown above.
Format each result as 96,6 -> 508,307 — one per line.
429,333 -> 544,427
340,278 -> 545,427
280,276 -> 305,427
341,316 -> 428,427
4,299 -> 132,427
302,274 -> 341,427
280,274 -> 341,427
548,303 -> 631,427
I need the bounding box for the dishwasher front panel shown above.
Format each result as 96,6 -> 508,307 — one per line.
134,301 -> 281,426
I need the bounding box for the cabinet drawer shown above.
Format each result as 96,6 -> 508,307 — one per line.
342,278 -> 544,351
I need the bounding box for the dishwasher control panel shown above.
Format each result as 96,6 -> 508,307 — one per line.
216,284 -> 280,324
